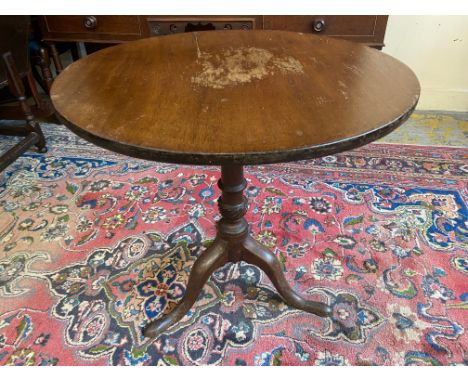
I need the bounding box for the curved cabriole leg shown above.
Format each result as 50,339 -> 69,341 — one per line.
142,238 -> 229,338
242,235 -> 332,317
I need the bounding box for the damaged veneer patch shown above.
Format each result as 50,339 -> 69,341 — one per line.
191,46 -> 304,89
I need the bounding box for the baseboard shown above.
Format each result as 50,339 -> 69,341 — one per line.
416,88 -> 468,112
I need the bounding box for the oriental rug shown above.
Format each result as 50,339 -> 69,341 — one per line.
0,124 -> 467,365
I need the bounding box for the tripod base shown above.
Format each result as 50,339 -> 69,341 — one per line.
143,165 -> 331,338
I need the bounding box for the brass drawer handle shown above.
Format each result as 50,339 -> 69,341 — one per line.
313,19 -> 326,32
83,16 -> 98,30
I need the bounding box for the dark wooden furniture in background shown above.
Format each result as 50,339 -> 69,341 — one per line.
31,45 -> 54,92
50,30 -> 419,337
0,16 -> 47,173
29,16 -> 81,94
37,15 -> 388,58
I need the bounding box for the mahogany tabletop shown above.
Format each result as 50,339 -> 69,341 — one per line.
51,30 -> 420,165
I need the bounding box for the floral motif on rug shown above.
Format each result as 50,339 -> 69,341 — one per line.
0,124 -> 467,365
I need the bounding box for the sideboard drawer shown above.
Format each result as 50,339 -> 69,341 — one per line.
37,15 -> 387,48
39,16 -> 143,42
145,16 -> 261,36
263,16 -> 387,47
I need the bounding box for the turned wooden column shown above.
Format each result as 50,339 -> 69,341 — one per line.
217,165 -> 249,261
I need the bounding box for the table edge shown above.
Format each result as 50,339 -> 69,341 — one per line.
54,99 -> 418,166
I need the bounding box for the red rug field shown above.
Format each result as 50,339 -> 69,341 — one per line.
0,125 -> 467,365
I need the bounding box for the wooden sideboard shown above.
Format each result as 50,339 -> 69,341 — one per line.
38,15 -> 388,51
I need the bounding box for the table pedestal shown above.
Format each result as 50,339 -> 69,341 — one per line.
143,165 -> 332,338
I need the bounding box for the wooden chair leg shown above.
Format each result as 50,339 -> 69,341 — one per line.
26,66 -> 53,116
37,47 -> 54,93
47,42 -> 63,74
0,132 -> 39,173
27,68 -> 45,108
70,43 -> 80,61
3,52 -> 47,153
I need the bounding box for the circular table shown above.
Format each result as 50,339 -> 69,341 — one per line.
50,30 -> 420,338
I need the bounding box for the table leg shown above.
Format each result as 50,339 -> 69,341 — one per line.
242,235 -> 331,317
143,237 -> 229,338
142,164 -> 331,338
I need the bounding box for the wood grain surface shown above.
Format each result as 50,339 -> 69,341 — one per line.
51,30 -> 420,165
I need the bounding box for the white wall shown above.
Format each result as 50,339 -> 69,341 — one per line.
383,16 -> 468,112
